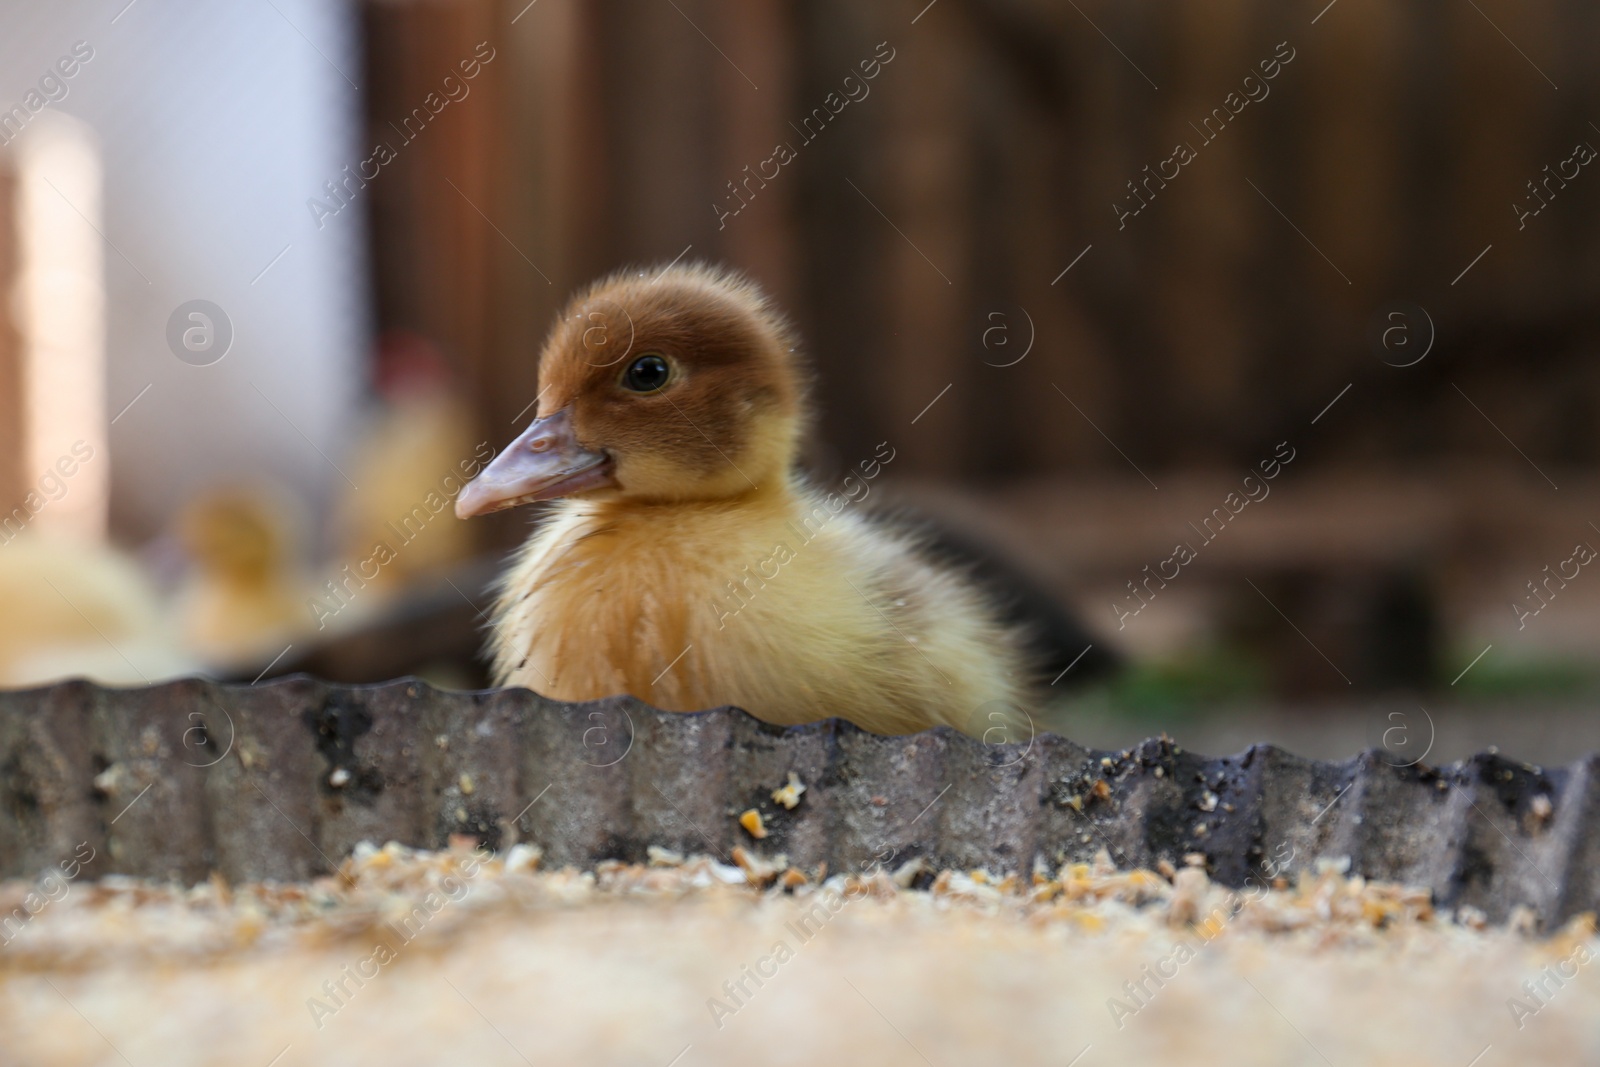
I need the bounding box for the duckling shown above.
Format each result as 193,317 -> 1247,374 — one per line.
0,532 -> 196,688
171,489 -> 307,667
455,264 -> 1035,736
332,330 -> 477,587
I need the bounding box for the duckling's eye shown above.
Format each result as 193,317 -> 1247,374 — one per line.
622,353 -> 671,393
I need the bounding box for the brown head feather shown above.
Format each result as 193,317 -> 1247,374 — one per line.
535,263 -> 807,503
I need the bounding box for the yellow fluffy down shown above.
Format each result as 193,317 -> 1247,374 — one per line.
0,534 -> 196,687
489,479 -> 1032,736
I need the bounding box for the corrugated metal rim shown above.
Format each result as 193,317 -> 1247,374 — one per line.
0,676 -> 1592,926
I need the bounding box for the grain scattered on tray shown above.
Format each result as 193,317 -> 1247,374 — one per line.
4,842 -> 1596,1065
738,808 -> 768,839
771,771 -> 806,810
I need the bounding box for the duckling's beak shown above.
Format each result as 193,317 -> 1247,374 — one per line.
455,408 -> 615,518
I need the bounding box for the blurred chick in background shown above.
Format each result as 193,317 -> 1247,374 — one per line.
0,533 -> 195,687
333,331 -> 477,589
171,488 -> 307,667
457,264 -> 1059,736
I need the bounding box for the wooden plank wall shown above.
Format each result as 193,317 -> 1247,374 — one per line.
358,0 -> 1600,540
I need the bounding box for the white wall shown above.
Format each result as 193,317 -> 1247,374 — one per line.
0,0 -> 369,540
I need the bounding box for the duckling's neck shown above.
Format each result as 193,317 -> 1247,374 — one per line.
581,471 -> 801,521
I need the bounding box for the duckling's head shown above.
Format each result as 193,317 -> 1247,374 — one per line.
457,263 -> 804,516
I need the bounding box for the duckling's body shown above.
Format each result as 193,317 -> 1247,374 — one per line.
459,263 -> 1037,736
0,533 -> 197,687
173,489 -> 306,667
491,479 -> 1029,734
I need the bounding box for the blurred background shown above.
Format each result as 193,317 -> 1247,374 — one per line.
0,0 -> 1596,763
